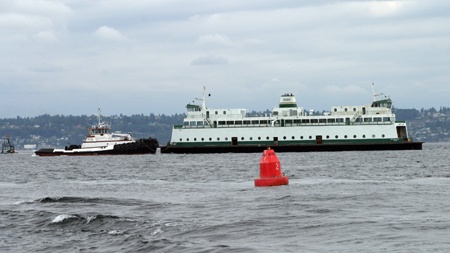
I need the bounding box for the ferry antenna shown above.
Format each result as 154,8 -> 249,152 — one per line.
371,82 -> 384,101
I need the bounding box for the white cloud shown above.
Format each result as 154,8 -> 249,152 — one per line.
196,33 -> 236,47
366,1 -> 405,18
93,26 -> 126,41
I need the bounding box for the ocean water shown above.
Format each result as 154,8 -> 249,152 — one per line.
1,143 -> 450,252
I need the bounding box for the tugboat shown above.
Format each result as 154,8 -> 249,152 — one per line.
34,109 -> 159,156
161,84 -> 422,153
1,135 -> 16,154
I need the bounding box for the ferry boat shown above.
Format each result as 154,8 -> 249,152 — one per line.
1,135 -> 16,154
160,85 -> 422,153
35,109 -> 159,156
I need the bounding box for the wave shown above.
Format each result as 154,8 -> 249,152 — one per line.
51,214 -> 80,223
38,196 -> 109,204
50,213 -> 120,225
34,196 -> 167,209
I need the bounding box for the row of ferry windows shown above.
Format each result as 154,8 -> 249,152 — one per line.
180,134 -> 386,142
184,117 -> 391,126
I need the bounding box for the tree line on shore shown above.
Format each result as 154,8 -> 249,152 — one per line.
1,107 -> 449,149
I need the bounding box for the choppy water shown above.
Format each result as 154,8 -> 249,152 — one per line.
1,143 -> 450,252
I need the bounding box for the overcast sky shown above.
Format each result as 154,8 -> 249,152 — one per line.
1,0 -> 449,118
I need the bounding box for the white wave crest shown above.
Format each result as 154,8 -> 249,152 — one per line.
51,214 -> 77,223
108,230 -> 124,235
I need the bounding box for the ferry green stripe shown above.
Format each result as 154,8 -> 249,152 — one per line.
279,104 -> 298,108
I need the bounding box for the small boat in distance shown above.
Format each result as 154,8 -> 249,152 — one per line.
1,135 -> 16,154
35,109 -> 159,156
161,84 -> 423,153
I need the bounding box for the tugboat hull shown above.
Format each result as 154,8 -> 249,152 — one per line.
35,138 -> 159,156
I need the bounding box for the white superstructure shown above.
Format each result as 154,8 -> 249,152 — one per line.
80,109 -> 135,149
168,85 -> 410,147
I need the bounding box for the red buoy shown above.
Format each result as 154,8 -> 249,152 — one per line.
254,148 -> 289,187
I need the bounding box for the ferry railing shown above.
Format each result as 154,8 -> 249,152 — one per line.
177,120 -> 394,129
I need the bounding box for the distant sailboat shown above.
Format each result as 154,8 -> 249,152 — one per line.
1,135 -> 16,154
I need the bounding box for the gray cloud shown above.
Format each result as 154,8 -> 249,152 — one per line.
191,55 -> 229,65
1,0 -> 449,118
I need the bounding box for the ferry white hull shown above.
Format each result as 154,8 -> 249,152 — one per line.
161,123 -> 421,153
161,87 -> 422,153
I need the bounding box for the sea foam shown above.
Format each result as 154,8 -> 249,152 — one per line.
51,214 -> 78,223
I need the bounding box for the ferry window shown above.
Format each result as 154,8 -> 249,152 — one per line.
179,138 -> 182,141
345,108 -> 348,112
292,136 -> 295,140
382,134 -> 385,138
215,111 -> 218,115
252,120 -> 259,124
194,138 -> 196,141
250,137 -> 253,140
319,119 -> 326,123
285,120 -> 292,124
364,118 -> 372,122
235,121 -> 242,125
383,117 -> 390,122
353,135 -> 357,138
311,119 -> 318,123
374,117 -> 382,122
353,108 -> 356,112
201,138 -> 204,141
217,137 -> 220,141
336,118 -> 344,123
294,120 -> 301,124
363,135 -> 366,138
273,111 -> 278,116
187,138 -> 189,141
218,121 -> 226,125
225,137 -> 228,140
344,135 -> 347,138
302,119 -> 310,123
326,135 -> 329,139
355,118 -> 362,122
260,120 -> 268,124
309,136 -> 312,139
196,121 -> 204,126
335,135 -> 339,139
183,122 -> 189,126
227,121 -> 234,125
223,111 -> 226,115
209,138 -> 212,141
334,108 -> 337,112
266,136 -> 270,140
258,137 -> 261,140
243,120 -> 250,124
372,134 -> 376,138
300,136 -> 304,139
328,119 -> 335,123
283,136 -> 286,140
241,137 -> 244,140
